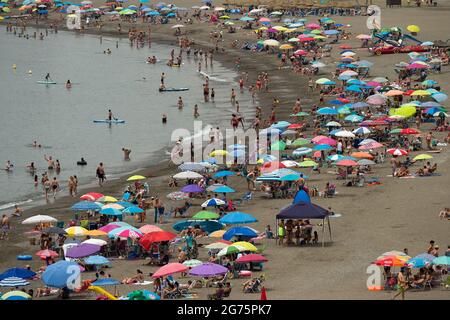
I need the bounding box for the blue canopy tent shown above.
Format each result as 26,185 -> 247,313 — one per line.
292,190 -> 311,204
276,201 -> 332,247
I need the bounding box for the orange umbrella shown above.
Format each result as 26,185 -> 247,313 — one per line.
374,255 -> 408,267
384,90 -> 404,97
350,152 -> 374,159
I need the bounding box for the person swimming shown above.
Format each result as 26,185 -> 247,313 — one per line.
66,80 -> 71,89
5,160 -> 13,171
77,157 -> 87,166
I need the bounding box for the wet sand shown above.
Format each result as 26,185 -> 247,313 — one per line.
1,3 -> 449,299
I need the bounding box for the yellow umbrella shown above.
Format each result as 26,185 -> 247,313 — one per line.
97,196 -> 118,203
258,26 -> 268,31
2,7 -> 11,12
413,154 -> 433,161
314,35 -> 326,40
102,203 -> 124,210
86,230 -> 107,236
233,241 -> 258,252
0,16 -> 3,21
219,15 -> 230,19
279,44 -> 294,50
411,90 -> 431,96
407,25 -> 420,33
390,106 -> 416,118
65,226 -> 89,236
210,150 -> 229,157
66,14 -> 77,18
209,230 -> 226,238
273,26 -> 288,32
284,29 -> 297,33
127,175 -> 146,181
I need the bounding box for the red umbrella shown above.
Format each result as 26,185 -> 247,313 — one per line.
35,249 -> 59,259
152,263 -> 188,278
287,123 -> 303,129
236,254 -> 268,264
218,239 -> 233,245
300,37 -> 315,42
139,231 -> 177,250
337,98 -> 351,103
336,160 -> 358,166
294,49 -> 308,56
261,161 -> 286,173
400,128 -> 420,135
339,44 -> 352,49
80,192 -> 104,201
387,148 -> 408,156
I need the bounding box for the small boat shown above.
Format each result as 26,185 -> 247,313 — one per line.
159,87 -> 189,92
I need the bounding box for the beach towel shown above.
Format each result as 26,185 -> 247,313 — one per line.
132,281 -> 153,285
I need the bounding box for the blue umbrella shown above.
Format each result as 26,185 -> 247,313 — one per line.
351,102 -> 370,109
108,226 -> 142,238
91,278 -> 121,286
346,85 -> 362,92
202,198 -> 225,207
146,11 -> 160,16
324,30 -> 339,35
240,16 -> 254,21
432,256 -> 450,265
317,107 -> 338,115
71,201 -> 102,211
230,149 -> 245,157
214,186 -> 235,193
420,101 -> 441,108
329,129 -> 343,136
347,79 -> 366,85
116,201 -> 134,208
293,189 -> 311,204
172,220 -> 224,234
122,206 -> 144,215
323,80 -> 336,85
0,277 -> 30,287
42,261 -> 80,288
84,255 -> 110,265
280,173 -> 301,181
432,93 -> 448,102
0,268 -> 36,281
313,144 -> 332,151
259,128 -> 281,136
223,226 -> 258,241
213,171 -> 236,178
99,208 -> 123,216
355,60 -> 374,68
166,12 -> 175,17
219,212 -> 257,225
345,114 -> 363,122
271,121 -> 291,129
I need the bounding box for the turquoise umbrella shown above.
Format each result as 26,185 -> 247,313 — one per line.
432,256 -> 450,265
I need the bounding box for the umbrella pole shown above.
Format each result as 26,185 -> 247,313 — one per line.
327,216 -> 332,243
321,218 -> 325,247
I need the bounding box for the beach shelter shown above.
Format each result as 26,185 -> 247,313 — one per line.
219,212 -> 257,225
276,201 -> 332,247
223,226 -> 258,241
0,268 -> 36,281
292,189 -> 311,204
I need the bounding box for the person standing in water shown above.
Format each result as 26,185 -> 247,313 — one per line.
122,148 -> 131,160
96,162 -> 106,187
45,73 -> 51,81
177,97 -> 184,109
108,109 -> 113,121
194,104 -> 199,118
44,155 -> 55,170
51,177 -> 59,199
66,80 -> 71,89
43,178 -> 51,201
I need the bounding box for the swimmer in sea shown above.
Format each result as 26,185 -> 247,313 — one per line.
66,80 -> 71,89
194,104 -> 200,118
45,73 -> 51,81
27,162 -> 36,173
159,83 -> 166,91
77,157 -> 87,165
5,160 -> 13,171
162,114 -> 167,124
108,109 -> 113,121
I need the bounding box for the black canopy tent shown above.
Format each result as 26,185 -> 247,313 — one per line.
276,201 -> 333,247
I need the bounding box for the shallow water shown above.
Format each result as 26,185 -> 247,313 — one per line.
0,27 -> 254,211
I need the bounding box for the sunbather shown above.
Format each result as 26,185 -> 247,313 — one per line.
121,269 -> 145,284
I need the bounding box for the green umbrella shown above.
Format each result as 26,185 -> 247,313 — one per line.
271,141 -> 286,151
291,138 -> 311,146
389,128 -> 402,134
413,154 -> 433,161
182,259 -> 203,267
192,211 -> 220,220
298,160 -> 318,167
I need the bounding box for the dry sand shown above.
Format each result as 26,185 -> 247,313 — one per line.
1,3 -> 449,300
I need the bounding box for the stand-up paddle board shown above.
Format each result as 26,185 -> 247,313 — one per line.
159,88 -> 189,92
93,119 -> 125,124
37,80 -> 57,85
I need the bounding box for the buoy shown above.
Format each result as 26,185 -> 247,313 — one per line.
28,70 -> 32,74
12,64 -> 17,69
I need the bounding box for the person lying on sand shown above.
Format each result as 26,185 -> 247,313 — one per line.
36,286 -> 59,298
121,269 -> 145,284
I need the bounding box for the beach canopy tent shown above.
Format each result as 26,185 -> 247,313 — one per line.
276,201 -> 332,247
292,189 -> 311,204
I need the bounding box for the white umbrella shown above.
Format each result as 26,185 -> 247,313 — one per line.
82,238 -> 107,246
312,61 -> 326,68
335,130 -> 355,138
173,171 -> 203,179
200,5 -> 210,10
281,160 -> 299,168
22,215 -> 57,225
263,39 -> 280,47
214,7 -> 225,11
353,127 -> 371,135
325,121 -> 341,127
171,24 -> 185,29
249,8 -> 264,14
0,277 -> 30,287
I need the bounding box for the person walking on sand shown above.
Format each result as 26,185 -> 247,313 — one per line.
277,220 -> 285,246
96,162 -> 106,187
392,269 -> 408,300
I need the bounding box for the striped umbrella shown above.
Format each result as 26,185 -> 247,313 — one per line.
0,276 -> 30,287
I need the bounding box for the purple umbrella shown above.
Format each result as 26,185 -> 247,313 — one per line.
66,243 -> 101,258
181,184 -> 204,193
188,263 -> 228,277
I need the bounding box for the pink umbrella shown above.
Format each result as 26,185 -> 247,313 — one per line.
359,141 -> 383,150
366,81 -> 381,87
139,225 -> 163,234
407,63 -> 429,70
236,254 -> 268,263
298,34 -> 310,39
114,229 -> 142,239
267,28 -> 278,33
306,23 -> 320,29
80,192 -> 104,201
366,97 -> 385,105
313,151 -> 321,158
98,224 -> 121,233
152,263 -> 188,278
311,135 -> 328,143
336,160 -> 358,166
294,49 -> 308,56
316,137 -> 337,146
259,17 -> 271,22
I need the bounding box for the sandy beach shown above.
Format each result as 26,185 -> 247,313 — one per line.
0,0 -> 449,300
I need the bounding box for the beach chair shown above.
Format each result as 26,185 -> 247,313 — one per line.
235,192 -> 253,205
161,208 -> 174,223
244,278 -> 262,293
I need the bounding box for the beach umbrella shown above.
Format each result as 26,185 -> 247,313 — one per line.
281,160 -> 299,168
233,241 -> 258,252
217,245 -> 245,256
413,154 -> 433,161
387,148 -> 408,156
71,201 -> 102,211
36,249 -> 59,259
97,196 -> 118,203
371,77 -> 388,83
102,203 -> 124,210
313,144 -> 332,151
357,159 -> 375,166
213,170 -> 236,178
0,291 -> 32,300
317,107 -> 338,115
432,256 -> 450,265
400,128 -> 420,135
201,198 -> 226,207
236,254 -> 268,264
291,138 -> 311,146
108,226 -> 143,239
223,226 -> 258,241
359,142 -> 384,150
205,241 -> 229,249
214,186 -> 235,193
84,255 -> 110,265
139,231 -> 177,250
182,259 -> 203,268
325,121 -> 342,127
91,278 -> 121,286
298,160 -> 318,168
353,127 -> 371,135
432,93 -> 448,102
0,277 -> 30,287
122,206 -> 144,215
335,130 -> 355,138
42,227 -> 67,235
336,160 -> 358,167
152,263 -> 187,278
189,263 -> 228,277
350,152 -> 373,160
139,225 -> 163,234
65,226 -> 89,236
263,39 -> 280,47
82,238 -> 107,246
128,289 -> 160,300
192,211 -> 220,220
407,25 -> 420,33
22,215 -> 57,225
66,243 -> 101,258
375,255 -> 408,267
80,192 -> 104,201
208,230 -> 227,239
219,212 -> 257,225
180,184 -> 204,193
99,208 -> 123,217
271,141 -> 287,151
166,191 -> 190,201
406,255 -> 434,268
210,150 -> 229,157
0,268 -> 36,281
127,175 -> 146,181
42,260 -> 81,288
206,183 -> 225,192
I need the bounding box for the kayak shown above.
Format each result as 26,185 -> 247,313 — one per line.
37,80 -> 57,85
159,88 -> 189,92
93,119 -> 126,124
